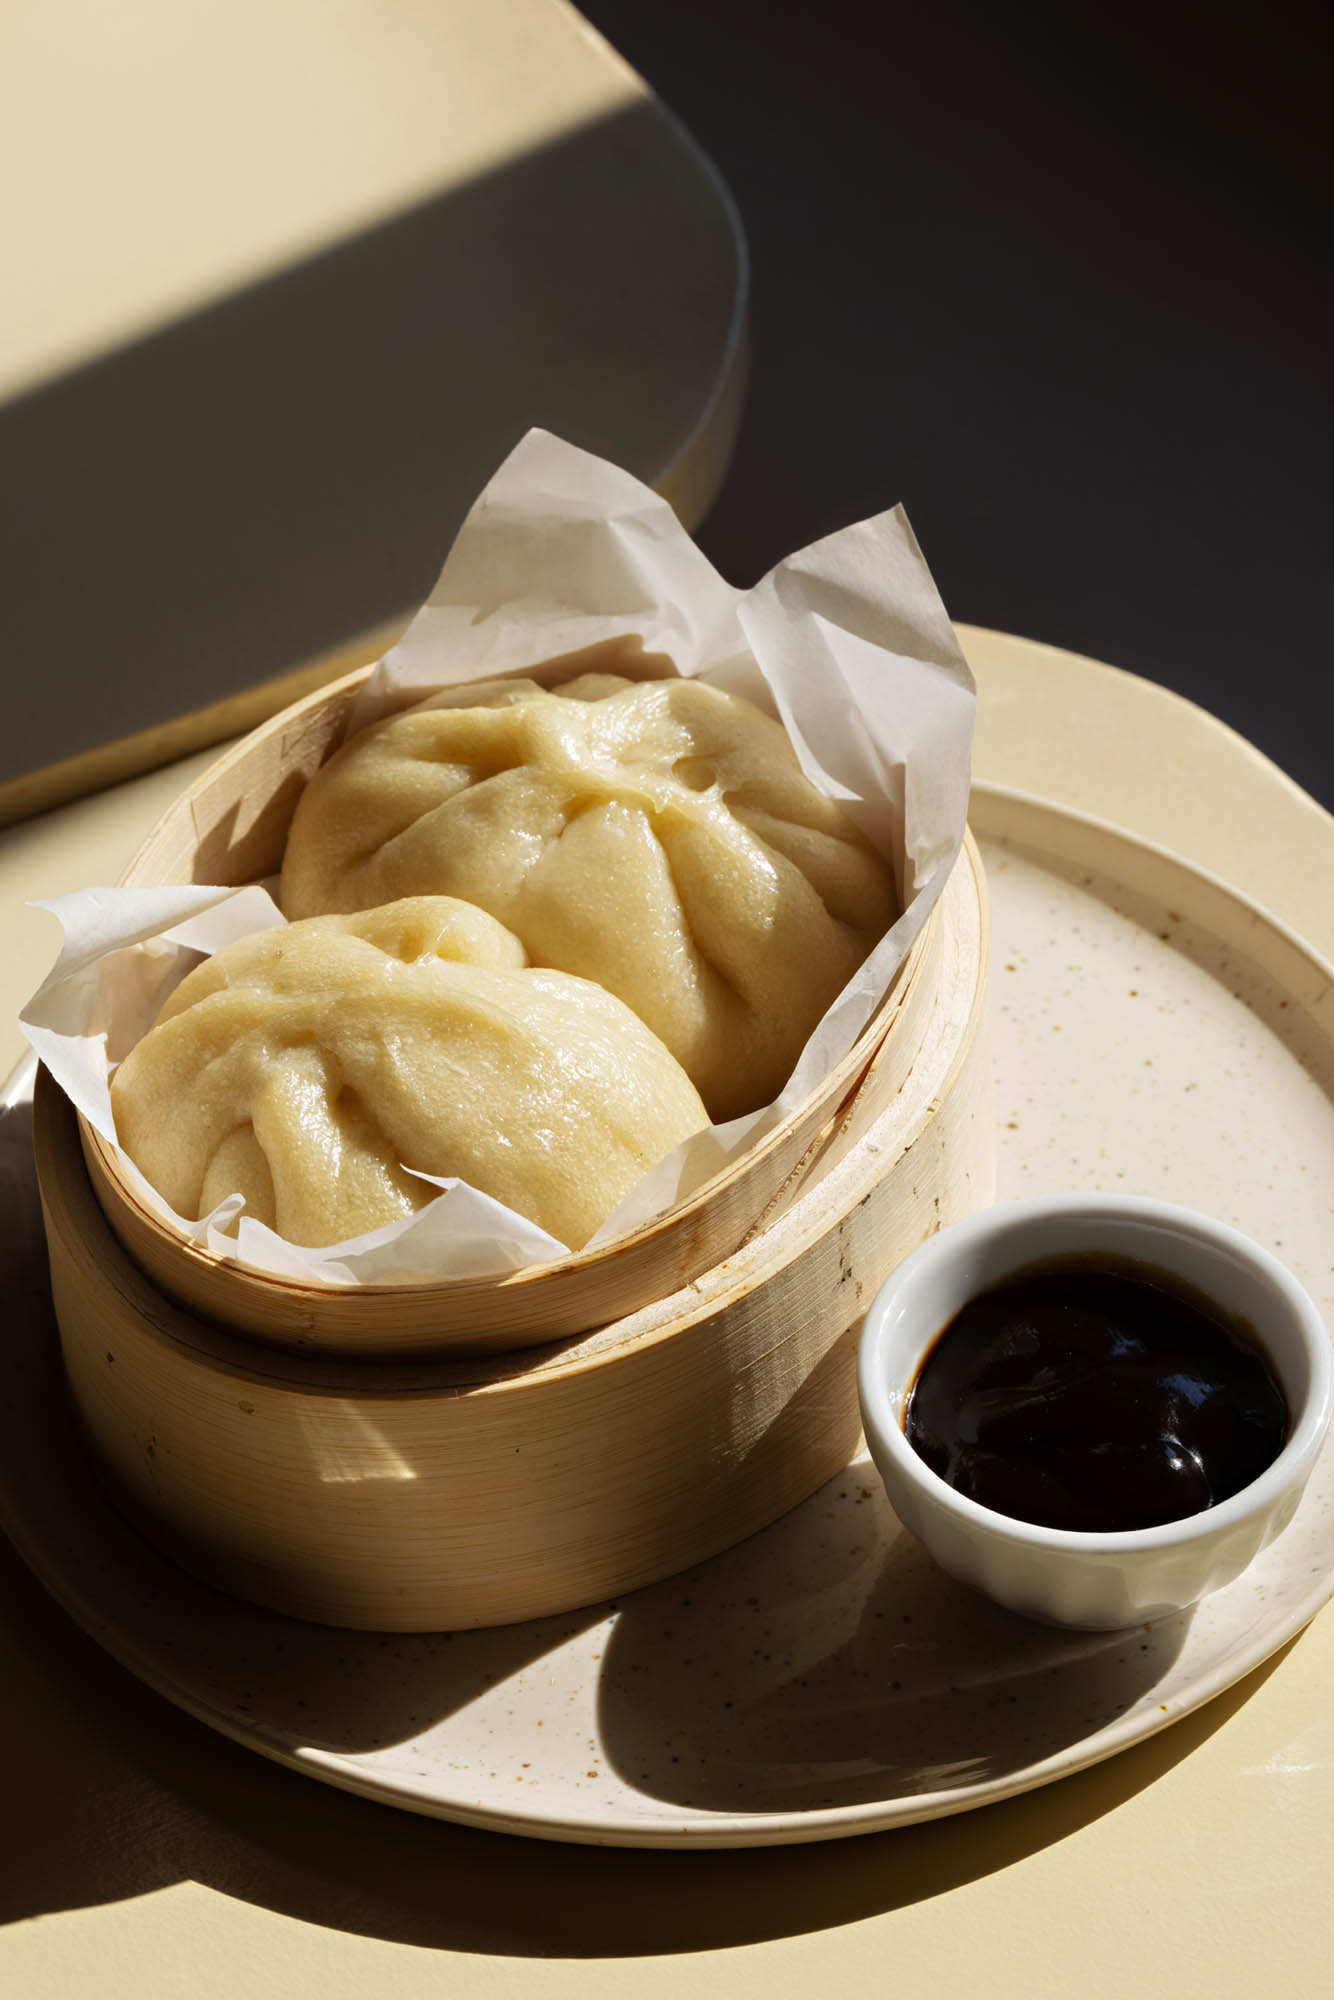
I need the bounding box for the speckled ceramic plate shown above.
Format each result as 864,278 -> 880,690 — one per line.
1,786 -> 1331,1847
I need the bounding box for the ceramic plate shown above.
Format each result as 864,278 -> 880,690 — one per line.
1,785 -> 1330,1846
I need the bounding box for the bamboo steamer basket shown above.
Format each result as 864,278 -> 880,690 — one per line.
34,829 -> 992,1631
75,658 -> 970,1358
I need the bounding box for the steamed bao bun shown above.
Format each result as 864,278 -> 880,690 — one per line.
280,674 -> 899,1121
110,897 -> 708,1252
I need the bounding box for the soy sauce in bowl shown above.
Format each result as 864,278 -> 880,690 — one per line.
903,1255 -> 1291,1534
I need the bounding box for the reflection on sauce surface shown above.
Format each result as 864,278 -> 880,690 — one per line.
904,1256 -> 1290,1533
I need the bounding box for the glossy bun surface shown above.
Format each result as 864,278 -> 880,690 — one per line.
280,675 -> 898,1118
111,896 -> 708,1250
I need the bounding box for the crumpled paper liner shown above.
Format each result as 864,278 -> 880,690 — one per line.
23,428 -> 975,1285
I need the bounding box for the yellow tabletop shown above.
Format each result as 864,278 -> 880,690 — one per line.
0,0 -> 746,822
1,626 -> 1331,1994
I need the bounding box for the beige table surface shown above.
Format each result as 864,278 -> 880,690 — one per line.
0,0 -> 746,818
1,624 -> 1331,1995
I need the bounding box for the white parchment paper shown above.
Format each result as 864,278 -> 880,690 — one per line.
23,429 -> 976,1284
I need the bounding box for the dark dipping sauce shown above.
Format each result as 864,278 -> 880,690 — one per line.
904,1256 -> 1291,1533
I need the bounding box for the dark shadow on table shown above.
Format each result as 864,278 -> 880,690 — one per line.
580,0 -> 1334,811
0,93 -> 740,791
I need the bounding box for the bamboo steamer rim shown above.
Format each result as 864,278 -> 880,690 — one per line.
76,657 -> 958,1353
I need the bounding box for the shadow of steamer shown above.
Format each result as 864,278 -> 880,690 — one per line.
594,1454 -> 1192,1814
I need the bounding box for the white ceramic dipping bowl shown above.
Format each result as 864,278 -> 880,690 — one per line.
858,1194 -> 1333,1630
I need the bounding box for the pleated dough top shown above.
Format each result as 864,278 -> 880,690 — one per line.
110,897 -> 708,1251
280,675 -> 899,1119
